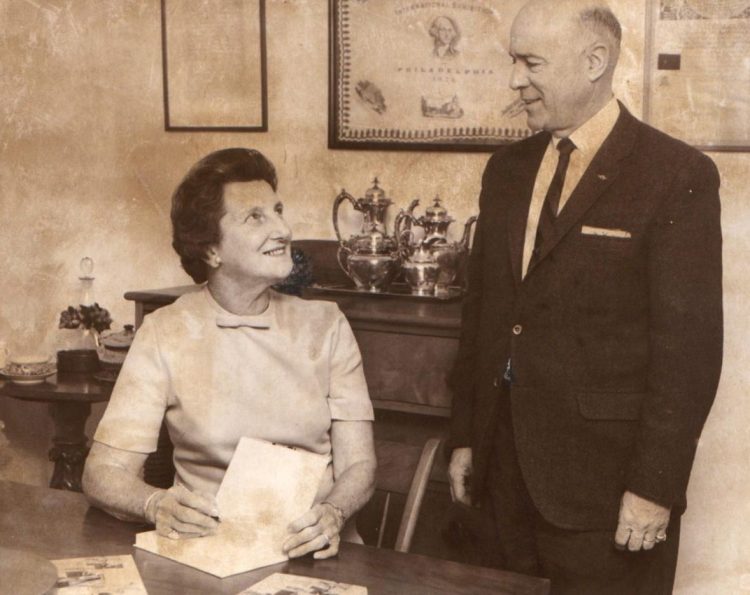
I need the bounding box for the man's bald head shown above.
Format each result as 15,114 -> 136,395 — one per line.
509,0 -> 622,136
579,3 -> 621,67
518,0 -> 621,64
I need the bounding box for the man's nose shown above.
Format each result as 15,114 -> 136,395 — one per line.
509,62 -> 528,90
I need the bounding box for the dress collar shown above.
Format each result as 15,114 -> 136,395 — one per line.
203,286 -> 275,329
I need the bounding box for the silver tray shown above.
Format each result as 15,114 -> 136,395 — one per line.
303,282 -> 464,302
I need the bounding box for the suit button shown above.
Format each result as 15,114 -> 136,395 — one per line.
512,324 -> 523,335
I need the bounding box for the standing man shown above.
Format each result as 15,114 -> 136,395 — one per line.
446,1 -> 722,593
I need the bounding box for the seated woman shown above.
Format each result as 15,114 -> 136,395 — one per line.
83,148 -> 376,560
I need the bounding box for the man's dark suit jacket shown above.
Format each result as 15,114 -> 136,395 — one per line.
448,104 -> 723,531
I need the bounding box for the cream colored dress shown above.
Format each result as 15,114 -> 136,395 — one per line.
94,286 -> 374,505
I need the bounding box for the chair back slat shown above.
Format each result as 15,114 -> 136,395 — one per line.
365,437 -> 441,553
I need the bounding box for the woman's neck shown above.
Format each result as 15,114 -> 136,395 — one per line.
206,275 -> 271,316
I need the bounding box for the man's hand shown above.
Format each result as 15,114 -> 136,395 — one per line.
448,447 -> 473,506
614,490 -> 670,552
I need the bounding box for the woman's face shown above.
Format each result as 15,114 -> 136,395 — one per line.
211,181 -> 293,286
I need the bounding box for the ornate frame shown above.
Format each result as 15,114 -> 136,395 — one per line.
161,0 -> 268,132
328,0 -> 530,152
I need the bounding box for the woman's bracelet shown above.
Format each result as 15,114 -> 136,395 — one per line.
321,500 -> 346,529
143,489 -> 167,524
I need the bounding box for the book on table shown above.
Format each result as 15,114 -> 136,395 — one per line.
240,572 -> 368,594
134,437 -> 329,578
51,554 -> 146,594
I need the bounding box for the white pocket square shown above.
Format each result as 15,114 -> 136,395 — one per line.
581,225 -> 631,239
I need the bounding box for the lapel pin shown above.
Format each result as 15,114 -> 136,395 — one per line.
597,174 -> 607,181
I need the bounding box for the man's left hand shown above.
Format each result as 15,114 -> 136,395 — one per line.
614,490 -> 670,552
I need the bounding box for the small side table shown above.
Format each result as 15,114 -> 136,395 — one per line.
0,372 -> 112,491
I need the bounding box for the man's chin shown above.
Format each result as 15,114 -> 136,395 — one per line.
524,114 -> 544,132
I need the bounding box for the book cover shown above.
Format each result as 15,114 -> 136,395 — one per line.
50,554 -> 146,594
240,572 -> 368,595
134,437 -> 329,578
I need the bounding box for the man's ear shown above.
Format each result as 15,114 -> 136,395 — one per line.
204,246 -> 222,268
585,41 -> 609,82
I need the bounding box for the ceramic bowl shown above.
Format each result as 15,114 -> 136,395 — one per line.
2,355 -> 56,384
5,355 -> 53,377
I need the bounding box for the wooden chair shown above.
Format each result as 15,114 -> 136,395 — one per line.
358,437 -> 441,553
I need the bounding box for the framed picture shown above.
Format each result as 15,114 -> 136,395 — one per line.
160,0 -> 268,132
329,0 -> 531,152
643,0 -> 750,151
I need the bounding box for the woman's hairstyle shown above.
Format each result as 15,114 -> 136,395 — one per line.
170,148 -> 278,283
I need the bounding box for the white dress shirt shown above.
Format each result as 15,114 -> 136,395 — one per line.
521,97 -> 621,278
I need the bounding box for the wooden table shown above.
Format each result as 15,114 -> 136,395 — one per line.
0,480 -> 549,594
0,373 -> 112,491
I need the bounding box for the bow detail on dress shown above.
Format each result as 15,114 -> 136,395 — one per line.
215,313 -> 271,329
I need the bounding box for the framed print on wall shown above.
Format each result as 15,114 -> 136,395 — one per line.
329,0 -> 532,152
161,0 -> 268,132
644,0 -> 750,151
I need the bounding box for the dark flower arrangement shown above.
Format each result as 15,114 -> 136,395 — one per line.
59,303 -> 112,334
273,247 -> 313,296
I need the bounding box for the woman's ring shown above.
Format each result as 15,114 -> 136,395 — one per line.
655,534 -> 667,542
168,529 -> 180,540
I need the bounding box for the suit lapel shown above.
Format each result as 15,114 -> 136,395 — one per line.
507,132 -> 550,287
526,105 -> 640,277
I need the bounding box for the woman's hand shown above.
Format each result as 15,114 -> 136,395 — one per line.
281,421 -> 375,560
282,502 -> 345,559
147,485 -> 220,540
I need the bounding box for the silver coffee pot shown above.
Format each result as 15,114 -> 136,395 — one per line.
395,197 -> 477,293
332,178 -> 400,292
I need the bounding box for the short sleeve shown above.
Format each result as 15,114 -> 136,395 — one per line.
93,315 -> 171,454
327,310 -> 374,421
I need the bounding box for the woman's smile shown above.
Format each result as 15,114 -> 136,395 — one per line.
263,245 -> 288,257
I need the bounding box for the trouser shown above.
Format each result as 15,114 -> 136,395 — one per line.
486,386 -> 681,595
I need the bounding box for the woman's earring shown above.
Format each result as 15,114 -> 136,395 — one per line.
214,256 -> 222,267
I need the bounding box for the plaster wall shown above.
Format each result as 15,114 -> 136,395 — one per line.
0,1 -> 747,592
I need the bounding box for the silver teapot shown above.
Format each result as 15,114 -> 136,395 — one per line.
395,197 -> 477,293
401,240 -> 441,296
333,178 -> 400,292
